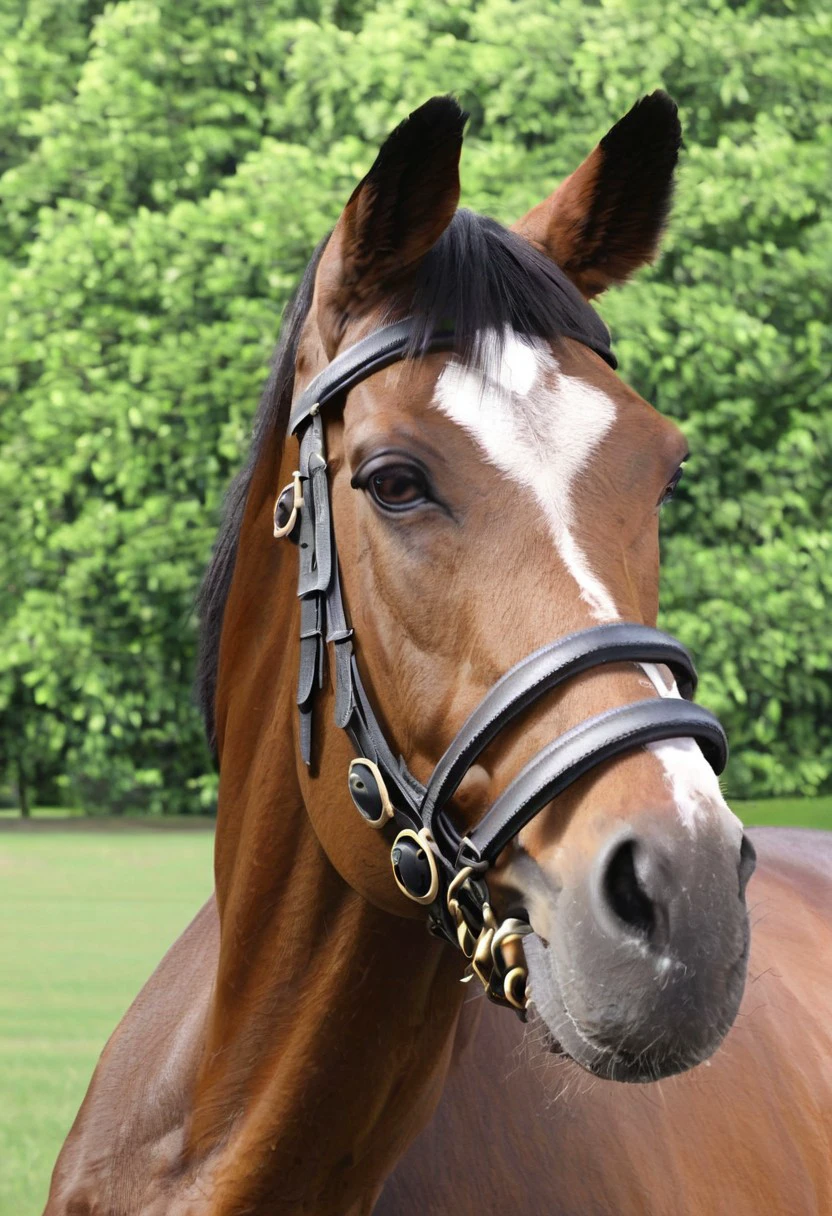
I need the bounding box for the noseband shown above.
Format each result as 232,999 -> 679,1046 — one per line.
274,318 -> 727,1015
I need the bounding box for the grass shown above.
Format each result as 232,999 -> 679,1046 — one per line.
734,795 -> 832,830
0,806 -> 216,826
0,798 -> 829,1214
0,830 -> 213,1215
0,807 -> 84,820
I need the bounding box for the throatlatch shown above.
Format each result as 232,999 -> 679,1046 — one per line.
273,318 -> 728,1016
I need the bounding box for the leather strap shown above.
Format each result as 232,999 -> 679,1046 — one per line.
421,624 -> 698,844
289,317 -> 616,435
463,699 -> 727,866
290,320 -> 457,434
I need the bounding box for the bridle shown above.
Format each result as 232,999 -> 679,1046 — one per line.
273,316 -> 728,1015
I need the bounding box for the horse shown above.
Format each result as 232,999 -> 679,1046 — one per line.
45,94 -> 832,1216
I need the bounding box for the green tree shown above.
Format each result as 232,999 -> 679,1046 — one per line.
0,0 -> 829,811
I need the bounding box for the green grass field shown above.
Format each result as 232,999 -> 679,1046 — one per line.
0,830 -> 213,1215
1,800 -> 830,1214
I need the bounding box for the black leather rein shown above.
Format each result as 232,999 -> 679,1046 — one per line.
273,318 -> 728,1013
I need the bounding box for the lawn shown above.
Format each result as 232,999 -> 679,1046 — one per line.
0,799 -> 829,1214
735,795 -> 832,831
0,829 -> 213,1215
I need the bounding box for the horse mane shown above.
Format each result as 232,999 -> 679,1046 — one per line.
196,209 -> 613,749
195,235 -> 328,746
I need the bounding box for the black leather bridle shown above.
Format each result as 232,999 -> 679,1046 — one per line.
273,318 -> 727,1014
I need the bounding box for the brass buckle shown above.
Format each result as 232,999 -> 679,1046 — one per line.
273,471 -> 304,539
446,863 -> 532,1012
446,866 -> 479,958
490,917 -> 533,1010
390,828 -> 440,906
470,903 -> 498,988
348,758 -> 394,829
457,896 -> 532,1014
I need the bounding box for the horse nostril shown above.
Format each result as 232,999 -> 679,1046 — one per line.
738,832 -> 757,899
602,839 -> 656,939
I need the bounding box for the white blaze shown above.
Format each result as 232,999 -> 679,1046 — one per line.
433,331 -> 619,621
432,329 -> 740,840
641,662 -> 742,836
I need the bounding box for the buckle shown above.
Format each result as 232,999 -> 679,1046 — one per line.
390,828 -> 440,906
446,863 -> 532,1015
347,758 -> 394,829
273,471 -> 304,539
455,835 -> 488,874
446,866 -> 482,958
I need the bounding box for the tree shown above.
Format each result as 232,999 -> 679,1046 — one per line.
0,0 -> 829,810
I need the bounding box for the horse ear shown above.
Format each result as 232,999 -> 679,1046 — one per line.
316,96 -> 466,348
512,92 -> 682,299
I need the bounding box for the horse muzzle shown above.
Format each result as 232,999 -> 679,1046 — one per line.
523,823 -> 756,1082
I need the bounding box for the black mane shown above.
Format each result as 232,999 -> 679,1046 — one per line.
195,235 -> 327,746
196,210 -> 613,747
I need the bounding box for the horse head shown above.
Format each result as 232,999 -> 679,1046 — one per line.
285,94 -> 753,1083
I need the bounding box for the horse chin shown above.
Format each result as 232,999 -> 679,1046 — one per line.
523,933 -> 746,1085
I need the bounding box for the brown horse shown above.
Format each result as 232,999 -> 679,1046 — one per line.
45,95 -> 832,1216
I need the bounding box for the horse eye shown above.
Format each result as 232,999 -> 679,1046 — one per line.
660,466 -> 684,506
368,467 -> 428,512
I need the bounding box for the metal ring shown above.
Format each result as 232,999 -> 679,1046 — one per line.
449,900 -> 476,958
391,828 -> 440,906
490,917 -> 533,975
471,925 -> 496,988
348,758 -> 394,829
446,865 -> 476,908
503,966 -> 528,1011
273,471 -> 304,539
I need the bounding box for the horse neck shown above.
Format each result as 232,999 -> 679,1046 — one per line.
187,431 -> 465,1214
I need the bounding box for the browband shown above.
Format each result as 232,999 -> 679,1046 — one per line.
289,316 -> 616,435
289,320 -> 454,433
275,316 -> 727,1013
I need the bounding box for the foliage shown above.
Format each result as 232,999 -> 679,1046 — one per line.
0,0 -> 829,809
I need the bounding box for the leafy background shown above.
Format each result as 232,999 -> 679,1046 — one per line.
0,0 -> 829,813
